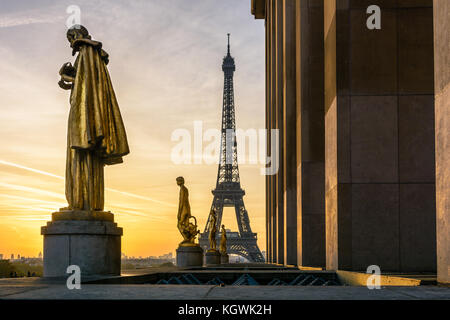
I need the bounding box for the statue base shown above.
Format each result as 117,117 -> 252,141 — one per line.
205,250 -> 221,266
176,245 -> 203,267
220,253 -> 229,264
41,210 -> 122,277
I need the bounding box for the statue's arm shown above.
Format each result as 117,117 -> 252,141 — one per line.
58,62 -> 76,90
178,189 -> 185,216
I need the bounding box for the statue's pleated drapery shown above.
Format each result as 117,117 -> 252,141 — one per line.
65,39 -> 129,210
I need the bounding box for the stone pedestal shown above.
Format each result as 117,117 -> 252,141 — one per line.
220,253 -> 229,264
176,245 -> 203,267
205,250 -> 221,266
41,210 -> 122,277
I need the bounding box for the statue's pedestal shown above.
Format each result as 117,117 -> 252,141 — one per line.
205,250 -> 221,266
41,210 -> 122,277
176,245 -> 203,267
220,253 -> 229,264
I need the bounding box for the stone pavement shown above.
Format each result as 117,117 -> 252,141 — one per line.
0,278 -> 449,300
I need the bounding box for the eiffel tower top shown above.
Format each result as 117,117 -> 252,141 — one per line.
222,33 -> 235,73
216,33 -> 241,189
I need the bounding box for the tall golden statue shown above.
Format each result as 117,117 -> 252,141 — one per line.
58,25 -> 129,211
208,209 -> 217,252
219,224 -> 227,255
176,177 -> 199,246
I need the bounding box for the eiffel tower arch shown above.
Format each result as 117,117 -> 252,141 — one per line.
199,34 -> 264,263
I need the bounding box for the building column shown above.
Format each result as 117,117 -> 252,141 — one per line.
275,0 -> 285,265
282,0 -> 298,266
265,0 -> 272,263
433,0 -> 450,284
324,0 -> 436,271
269,0 -> 277,263
295,0 -> 326,268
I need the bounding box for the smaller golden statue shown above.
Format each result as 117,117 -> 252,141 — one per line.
208,209 -> 218,252
219,224 -> 227,255
176,177 -> 200,246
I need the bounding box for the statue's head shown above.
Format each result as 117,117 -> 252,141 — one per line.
67,25 -> 90,47
222,224 -> 225,229
176,176 -> 184,186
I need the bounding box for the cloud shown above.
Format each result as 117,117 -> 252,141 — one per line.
0,8 -> 63,28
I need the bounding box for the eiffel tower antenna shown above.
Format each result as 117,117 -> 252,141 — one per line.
199,35 -> 264,263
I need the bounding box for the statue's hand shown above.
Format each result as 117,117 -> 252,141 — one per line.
58,79 -> 72,90
59,62 -> 71,75
59,62 -> 76,78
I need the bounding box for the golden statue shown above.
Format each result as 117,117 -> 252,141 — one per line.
219,224 -> 227,255
58,25 -> 129,212
176,177 -> 200,246
208,209 -> 218,252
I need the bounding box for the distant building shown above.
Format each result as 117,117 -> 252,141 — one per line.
0,254 -> 3,260
10,254 -> 14,260
38,252 -> 42,259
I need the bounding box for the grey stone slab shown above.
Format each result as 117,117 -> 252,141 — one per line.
337,96 -> 351,183
177,246 -> 204,268
325,98 -> 337,193
325,185 -> 338,270
42,219 -> 122,277
351,184 -> 400,271
336,6 -> 350,96
399,95 -> 435,183
434,0 -> 450,284
350,96 -> 398,183
398,0 -> 433,7
434,0 -> 450,93
398,7 -> 434,94
301,213 -> 325,268
399,184 -> 436,272
301,161 -> 325,215
348,0 -> 398,9
350,9 -> 398,95
3,284 -> 449,300
337,183 -> 352,270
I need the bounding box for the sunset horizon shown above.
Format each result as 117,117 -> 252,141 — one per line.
0,0 -> 266,259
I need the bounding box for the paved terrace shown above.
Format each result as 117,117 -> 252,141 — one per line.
0,265 -> 448,300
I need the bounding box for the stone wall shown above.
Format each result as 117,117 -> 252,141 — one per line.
324,0 -> 436,272
253,0 -> 440,274
433,0 -> 450,284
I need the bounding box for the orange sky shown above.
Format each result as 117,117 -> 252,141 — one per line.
0,0 -> 266,258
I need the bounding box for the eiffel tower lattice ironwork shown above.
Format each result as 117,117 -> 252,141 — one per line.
199,34 -> 264,263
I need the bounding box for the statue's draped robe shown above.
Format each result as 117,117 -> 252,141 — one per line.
66,39 -> 129,211
220,229 -> 227,254
209,214 -> 217,249
177,185 -> 191,231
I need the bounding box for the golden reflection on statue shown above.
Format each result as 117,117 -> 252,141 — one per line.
208,209 -> 218,252
58,25 -> 129,212
219,224 -> 227,255
176,177 -> 200,246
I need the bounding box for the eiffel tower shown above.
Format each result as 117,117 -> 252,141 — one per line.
199,34 -> 264,263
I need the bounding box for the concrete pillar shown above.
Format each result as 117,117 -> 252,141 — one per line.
275,0 -> 285,265
269,0 -> 277,263
433,0 -> 450,284
295,0 -> 326,268
282,0 -> 298,266
264,0 -> 271,263
324,0 -> 436,272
